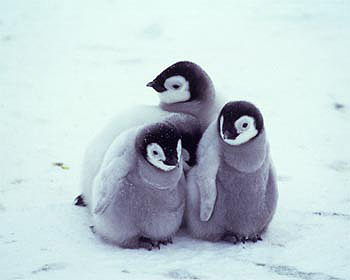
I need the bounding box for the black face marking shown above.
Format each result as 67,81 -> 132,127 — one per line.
218,101 -> 264,141
163,155 -> 179,166
146,61 -> 211,101
136,123 -> 182,166
177,123 -> 201,166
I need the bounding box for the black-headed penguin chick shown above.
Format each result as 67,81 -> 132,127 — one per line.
185,101 -> 278,244
77,61 -> 214,207
91,122 -> 185,249
146,61 -> 217,129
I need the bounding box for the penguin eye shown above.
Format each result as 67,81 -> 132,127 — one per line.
146,143 -> 166,161
235,116 -> 255,134
241,122 -> 249,129
164,76 -> 187,91
221,114 -> 258,146
160,75 -> 190,104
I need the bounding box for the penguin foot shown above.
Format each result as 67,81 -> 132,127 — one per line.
138,237 -> 173,250
158,238 -> 173,246
222,233 -> 261,244
248,235 -> 263,243
222,233 -> 240,244
138,237 -> 160,251
74,195 -> 87,207
89,226 -> 96,234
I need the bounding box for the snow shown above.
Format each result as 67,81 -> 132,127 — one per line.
1,1 -> 349,279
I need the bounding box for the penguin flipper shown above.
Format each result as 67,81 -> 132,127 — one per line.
198,176 -> 217,221
93,176 -> 124,215
92,128 -> 138,215
195,122 -> 221,221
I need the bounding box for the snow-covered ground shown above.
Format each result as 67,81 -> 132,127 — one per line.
1,1 -> 349,279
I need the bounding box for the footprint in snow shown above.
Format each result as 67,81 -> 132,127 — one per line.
313,211 -> 350,219
334,102 -> 346,111
4,240 -> 17,244
277,175 -> 292,182
140,23 -> 163,40
329,161 -> 350,172
11,179 -> 24,185
117,58 -> 142,65
32,263 -> 67,274
166,269 -> 200,280
2,34 -> 13,42
255,263 -> 344,280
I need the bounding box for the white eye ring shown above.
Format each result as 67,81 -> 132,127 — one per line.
159,75 -> 190,104
164,75 -> 187,91
146,143 -> 178,171
235,116 -> 254,134
147,143 -> 166,162
220,115 -> 258,145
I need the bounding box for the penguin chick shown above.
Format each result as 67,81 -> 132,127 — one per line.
146,61 -> 217,129
185,101 -> 278,243
91,122 -> 185,249
78,61 -> 213,207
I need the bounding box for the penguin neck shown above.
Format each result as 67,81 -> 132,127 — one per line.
135,157 -> 183,190
220,129 -> 267,173
159,83 -> 216,131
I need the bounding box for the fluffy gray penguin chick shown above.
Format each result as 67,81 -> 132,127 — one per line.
77,61 -> 214,207
91,122 -> 185,249
147,61 -> 217,129
185,101 -> 278,243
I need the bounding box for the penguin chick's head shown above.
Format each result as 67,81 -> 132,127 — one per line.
146,61 -> 212,104
218,101 -> 264,145
136,123 -> 182,171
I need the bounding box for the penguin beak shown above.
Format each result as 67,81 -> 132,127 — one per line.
146,80 -> 166,93
146,81 -> 155,87
164,156 -> 179,168
223,130 -> 238,140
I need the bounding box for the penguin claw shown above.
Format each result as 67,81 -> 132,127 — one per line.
222,233 -> 239,244
158,238 -> 173,246
139,237 -> 173,250
222,233 -> 262,244
248,235 -> 263,243
138,237 -> 157,250
140,243 -> 154,251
